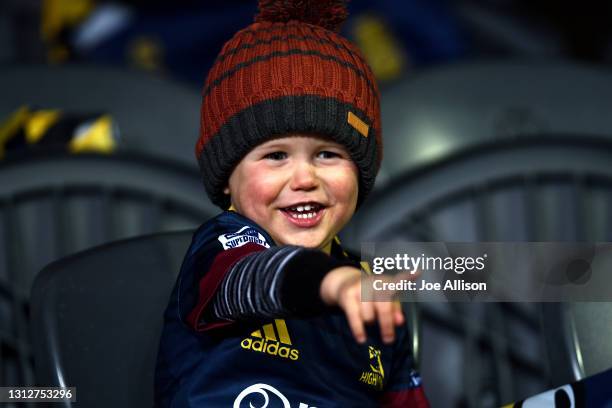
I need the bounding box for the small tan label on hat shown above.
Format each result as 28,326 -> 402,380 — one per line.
347,111 -> 369,137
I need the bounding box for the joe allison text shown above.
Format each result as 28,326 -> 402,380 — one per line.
373,279 -> 487,292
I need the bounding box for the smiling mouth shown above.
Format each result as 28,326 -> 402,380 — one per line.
280,202 -> 324,220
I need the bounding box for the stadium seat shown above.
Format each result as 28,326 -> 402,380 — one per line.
342,61 -> 612,406
343,136 -> 612,404
30,231 -> 192,408
0,153 -> 215,389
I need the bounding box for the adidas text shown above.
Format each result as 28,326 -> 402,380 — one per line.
241,337 -> 299,361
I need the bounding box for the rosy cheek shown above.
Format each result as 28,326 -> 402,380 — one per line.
242,165 -> 271,198
243,182 -> 279,221
330,173 -> 358,202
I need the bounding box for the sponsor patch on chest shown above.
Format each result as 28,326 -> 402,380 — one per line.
217,226 -> 270,249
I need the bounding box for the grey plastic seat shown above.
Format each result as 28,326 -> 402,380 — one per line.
0,153 -> 215,390
30,231 -> 192,408
0,65 -> 201,167
342,60 -> 612,406
342,136 -> 612,405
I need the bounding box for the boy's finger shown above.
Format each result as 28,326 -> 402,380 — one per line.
345,298 -> 366,343
361,301 -> 375,324
393,302 -> 405,326
376,302 -> 395,344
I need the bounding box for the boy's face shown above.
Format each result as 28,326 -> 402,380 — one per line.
224,134 -> 359,249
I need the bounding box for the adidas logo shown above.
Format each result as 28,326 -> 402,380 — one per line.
241,319 -> 300,361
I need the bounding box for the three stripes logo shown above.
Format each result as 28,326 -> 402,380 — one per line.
240,319 -> 300,361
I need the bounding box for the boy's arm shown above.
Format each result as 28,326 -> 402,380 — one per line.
184,240 -> 353,332
180,217 -> 413,343
209,245 -> 351,321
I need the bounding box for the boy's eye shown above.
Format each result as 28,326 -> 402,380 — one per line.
264,151 -> 287,161
317,150 -> 341,159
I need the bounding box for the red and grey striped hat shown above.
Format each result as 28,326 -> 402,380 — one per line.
196,0 -> 382,209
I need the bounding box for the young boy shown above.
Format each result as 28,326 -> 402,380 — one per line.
155,1 -> 429,406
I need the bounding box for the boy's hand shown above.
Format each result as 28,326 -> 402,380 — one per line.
320,266 -> 416,345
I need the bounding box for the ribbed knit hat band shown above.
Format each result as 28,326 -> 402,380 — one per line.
196,0 -> 382,209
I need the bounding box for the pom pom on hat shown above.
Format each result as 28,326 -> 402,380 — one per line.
255,0 -> 348,32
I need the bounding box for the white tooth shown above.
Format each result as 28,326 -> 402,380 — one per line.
307,213 -> 313,218
304,204 -> 312,211
297,206 -> 304,212
300,214 -> 306,219
291,213 -> 298,219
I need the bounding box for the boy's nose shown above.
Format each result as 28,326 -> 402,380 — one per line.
289,161 -> 319,191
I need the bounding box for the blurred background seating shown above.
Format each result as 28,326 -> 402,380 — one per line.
340,61 -> 612,406
0,152 -> 216,400
0,65 -> 202,167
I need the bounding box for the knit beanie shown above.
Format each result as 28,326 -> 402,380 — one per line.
196,0 -> 382,210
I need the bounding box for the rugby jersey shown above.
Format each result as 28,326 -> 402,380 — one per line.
154,210 -> 429,407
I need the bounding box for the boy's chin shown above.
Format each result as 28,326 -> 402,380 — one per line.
276,233 -> 328,249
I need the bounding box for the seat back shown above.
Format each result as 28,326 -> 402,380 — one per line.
0,153 -> 214,387
342,136 -> 612,405
30,231 -> 192,408
540,302 -> 612,384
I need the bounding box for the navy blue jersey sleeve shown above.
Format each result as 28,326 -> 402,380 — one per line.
177,211 -> 274,331
177,211 -> 352,332
211,245 -> 352,320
